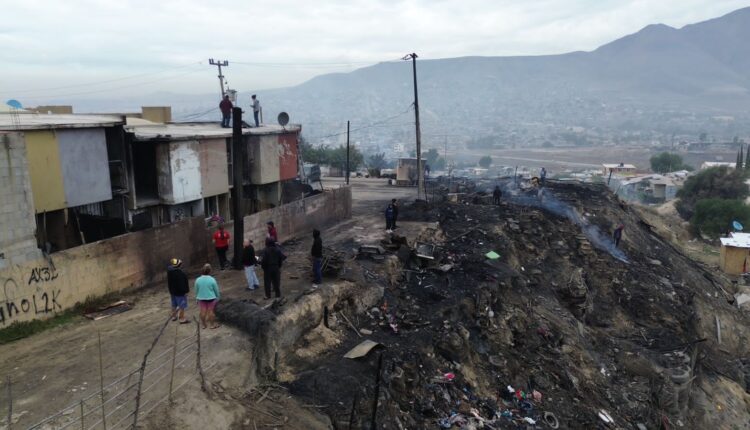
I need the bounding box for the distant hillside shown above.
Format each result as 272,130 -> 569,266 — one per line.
256,7 -> 750,143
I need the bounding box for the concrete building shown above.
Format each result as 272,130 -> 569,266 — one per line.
701,161 -> 736,170
602,163 -> 637,176
0,111 -> 302,263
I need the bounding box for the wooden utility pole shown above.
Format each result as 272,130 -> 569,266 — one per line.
231,107 -> 245,269
208,58 -> 229,96
404,53 -> 423,199
346,120 -> 350,185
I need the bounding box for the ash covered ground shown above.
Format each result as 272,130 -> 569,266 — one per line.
232,181 -> 750,429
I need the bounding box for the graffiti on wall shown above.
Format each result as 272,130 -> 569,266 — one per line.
0,265 -> 63,326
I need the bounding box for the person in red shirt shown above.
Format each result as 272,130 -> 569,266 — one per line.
213,225 -> 231,269
266,221 -> 278,243
219,95 -> 233,128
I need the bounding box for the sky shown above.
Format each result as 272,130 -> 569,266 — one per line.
1,0 -> 749,103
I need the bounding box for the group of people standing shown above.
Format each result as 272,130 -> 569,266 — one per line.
168,220 -> 325,328
219,94 -> 262,128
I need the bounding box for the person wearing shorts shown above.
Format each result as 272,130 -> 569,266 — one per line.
167,258 -> 190,324
195,264 -> 221,329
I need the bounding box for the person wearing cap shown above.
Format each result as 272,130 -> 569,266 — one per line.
242,239 -> 260,290
266,221 -> 278,243
167,258 -> 190,324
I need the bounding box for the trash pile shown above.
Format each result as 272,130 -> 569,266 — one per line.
280,181 -> 750,429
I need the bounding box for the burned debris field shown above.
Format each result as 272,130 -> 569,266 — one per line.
275,181 -> 750,429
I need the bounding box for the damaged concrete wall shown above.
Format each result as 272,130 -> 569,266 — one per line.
0,217 -> 208,327
0,132 -> 42,269
242,187 -> 352,245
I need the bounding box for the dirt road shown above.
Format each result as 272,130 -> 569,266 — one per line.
0,178 -> 414,429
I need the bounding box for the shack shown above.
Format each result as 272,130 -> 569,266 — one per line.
719,232 -> 750,275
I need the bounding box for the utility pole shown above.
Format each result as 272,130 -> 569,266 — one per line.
208,58 -> 229,96
346,120 -> 350,185
231,107 -> 244,270
404,53 -> 423,200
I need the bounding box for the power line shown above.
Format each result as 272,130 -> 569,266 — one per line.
231,57 -> 404,69
303,105 -> 414,142
0,62 -> 203,96
16,68 -> 205,100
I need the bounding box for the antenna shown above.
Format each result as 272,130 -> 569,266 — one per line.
277,112 -> 289,127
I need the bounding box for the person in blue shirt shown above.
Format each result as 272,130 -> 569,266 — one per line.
195,264 -> 221,329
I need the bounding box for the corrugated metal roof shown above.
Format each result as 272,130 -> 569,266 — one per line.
0,113 -> 124,130
126,121 -> 301,141
720,232 -> 750,248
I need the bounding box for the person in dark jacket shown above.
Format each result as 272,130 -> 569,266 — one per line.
613,224 -> 625,248
219,95 -> 233,128
167,258 -> 190,323
311,229 -> 323,287
260,238 -> 286,299
242,239 -> 259,290
492,186 -> 502,205
385,202 -> 395,232
391,199 -> 399,230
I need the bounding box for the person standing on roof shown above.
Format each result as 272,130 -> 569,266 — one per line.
260,238 -> 286,299
220,95 -> 233,128
251,94 -> 261,127
311,229 -> 323,288
613,224 -> 625,248
540,167 -> 547,187
242,239 -> 259,290
167,258 -> 190,324
212,224 -> 231,270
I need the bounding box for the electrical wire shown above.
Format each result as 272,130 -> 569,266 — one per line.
17,67 -> 205,100
304,104 -> 414,142
231,57 -> 404,69
0,62 -> 203,96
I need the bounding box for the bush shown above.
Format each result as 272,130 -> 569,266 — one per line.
478,155 -> 492,168
690,199 -> 750,237
650,152 -> 692,173
675,166 -> 748,220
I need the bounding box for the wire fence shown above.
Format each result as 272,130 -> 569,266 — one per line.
4,316 -> 213,430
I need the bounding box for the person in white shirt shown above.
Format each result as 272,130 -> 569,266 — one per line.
251,94 -> 261,127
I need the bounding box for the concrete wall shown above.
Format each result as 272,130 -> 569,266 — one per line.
0,217 -> 208,327
57,128 -> 113,207
248,135 -> 281,185
157,141 -> 202,204
141,107 -> 172,123
242,187 -> 352,246
0,187 -> 351,327
0,132 -> 42,269
199,138 -> 229,197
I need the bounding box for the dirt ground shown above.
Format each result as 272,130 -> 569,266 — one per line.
0,178 -> 414,429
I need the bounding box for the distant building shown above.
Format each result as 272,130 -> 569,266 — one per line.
700,162 -> 736,170
720,232 -> 750,275
602,163 -> 637,176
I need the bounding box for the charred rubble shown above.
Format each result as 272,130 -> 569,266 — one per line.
237,181 -> 750,429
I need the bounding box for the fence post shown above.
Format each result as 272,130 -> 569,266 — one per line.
133,316 -> 172,428
97,331 -> 107,430
6,376 -> 11,430
168,323 -> 179,402
194,316 -> 207,392
79,400 -> 85,430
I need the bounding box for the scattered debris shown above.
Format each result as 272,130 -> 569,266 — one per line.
343,340 -> 381,359
83,300 -> 132,320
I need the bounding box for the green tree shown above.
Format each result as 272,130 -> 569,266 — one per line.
650,152 -> 692,173
367,152 -> 387,170
738,145 -> 745,170
424,148 -> 440,166
675,166 -> 749,220
699,132 -> 708,143
478,155 -> 492,168
690,199 -> 750,237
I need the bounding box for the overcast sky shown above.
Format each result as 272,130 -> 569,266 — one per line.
1,0 -> 749,103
